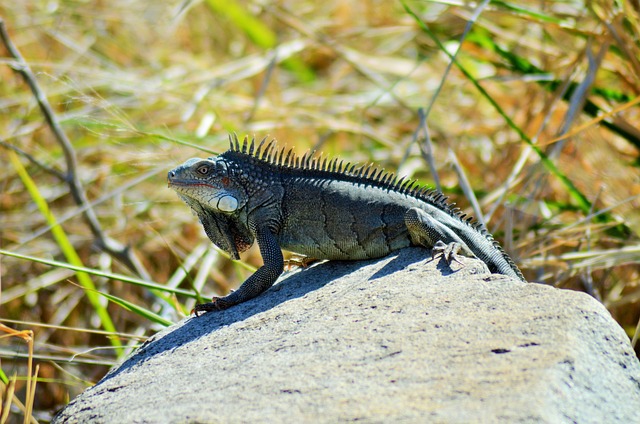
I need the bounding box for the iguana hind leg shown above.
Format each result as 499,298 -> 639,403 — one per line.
405,207 -> 476,266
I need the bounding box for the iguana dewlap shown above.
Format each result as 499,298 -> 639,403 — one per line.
168,135 -> 525,314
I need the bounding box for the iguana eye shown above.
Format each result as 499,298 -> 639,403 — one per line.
196,165 -> 210,175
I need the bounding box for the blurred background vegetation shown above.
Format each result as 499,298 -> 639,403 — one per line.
1,0 -> 639,421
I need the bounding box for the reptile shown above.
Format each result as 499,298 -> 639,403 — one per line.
168,135 -> 525,314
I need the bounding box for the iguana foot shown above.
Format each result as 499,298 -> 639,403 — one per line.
431,240 -> 467,266
284,255 -> 319,270
192,296 -> 232,316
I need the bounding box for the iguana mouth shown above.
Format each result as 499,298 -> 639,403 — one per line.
167,178 -> 216,190
169,177 -> 239,213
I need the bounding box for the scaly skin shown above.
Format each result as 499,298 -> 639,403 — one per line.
168,135 -> 526,314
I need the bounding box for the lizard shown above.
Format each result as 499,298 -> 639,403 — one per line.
168,135 -> 526,314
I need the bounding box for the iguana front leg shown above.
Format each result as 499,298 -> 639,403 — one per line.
404,207 -> 476,264
194,225 -> 284,315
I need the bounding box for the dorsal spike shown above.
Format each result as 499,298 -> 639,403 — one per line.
365,164 -> 373,177
255,136 -> 268,157
228,133 -> 235,150
321,157 -> 328,171
363,163 -> 374,178
262,141 -> 276,161
362,163 -> 373,179
277,146 -> 286,165
304,151 -> 315,167
285,148 -> 294,166
248,136 -> 255,155
242,136 -> 250,154
400,179 -> 413,191
268,143 -> 278,162
300,152 -> 309,168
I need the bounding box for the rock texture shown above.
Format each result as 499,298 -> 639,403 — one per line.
53,248 -> 640,423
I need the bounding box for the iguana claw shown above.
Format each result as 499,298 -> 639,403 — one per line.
192,296 -> 232,316
431,240 -> 467,266
284,255 -> 319,270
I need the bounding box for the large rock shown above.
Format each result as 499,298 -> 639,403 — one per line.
53,248 -> 640,423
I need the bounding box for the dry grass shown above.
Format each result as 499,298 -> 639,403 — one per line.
1,0 -> 639,421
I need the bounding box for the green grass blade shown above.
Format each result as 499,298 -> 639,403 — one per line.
491,1 -> 565,24
205,0 -> 276,48
204,0 -> 315,82
0,249 -> 198,298
94,291 -> 175,327
8,151 -> 123,353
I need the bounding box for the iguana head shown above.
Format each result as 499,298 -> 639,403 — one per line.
168,156 -> 252,259
168,157 -> 245,214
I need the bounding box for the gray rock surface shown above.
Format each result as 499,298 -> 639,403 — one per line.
53,248 -> 640,423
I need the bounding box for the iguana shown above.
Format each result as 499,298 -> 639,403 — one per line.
168,135 -> 525,314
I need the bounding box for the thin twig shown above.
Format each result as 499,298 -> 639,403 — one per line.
447,148 -> 484,226
404,0 -> 491,163
412,108 -> 441,192
550,39 -> 610,159
423,0 -> 491,121
0,19 -> 150,280
581,185 -> 603,301
0,138 -> 66,181
245,52 -> 278,123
